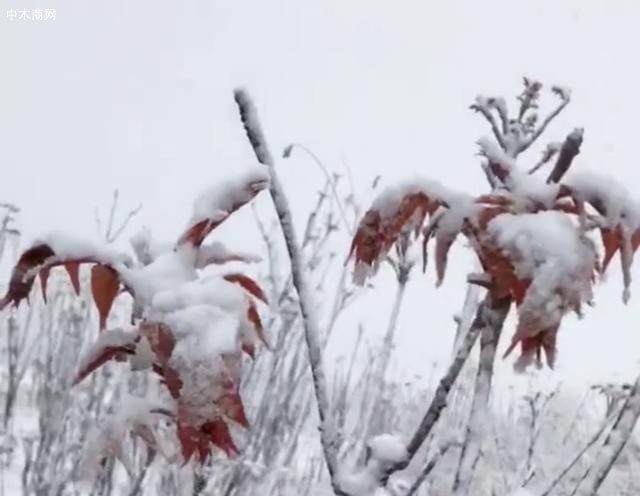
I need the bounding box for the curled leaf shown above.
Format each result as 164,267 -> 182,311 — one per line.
0,244 -> 54,309
223,274 -> 268,304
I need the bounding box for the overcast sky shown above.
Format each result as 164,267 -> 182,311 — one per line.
2,0 -> 640,391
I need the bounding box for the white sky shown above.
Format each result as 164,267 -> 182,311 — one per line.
2,0 -> 640,390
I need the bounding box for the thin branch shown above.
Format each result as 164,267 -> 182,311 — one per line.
539,404 -> 622,496
108,203 -> 143,243
105,189 -> 120,240
234,88 -> 345,496
576,373 -> 640,495
405,442 -> 453,496
527,141 -> 562,175
284,143 -> 352,235
470,99 -> 507,151
519,87 -> 571,153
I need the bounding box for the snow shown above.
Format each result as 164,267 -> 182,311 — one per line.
564,170 -> 640,230
34,231 -> 131,266
508,168 -> 561,208
80,393 -> 172,480
431,199 -> 477,246
188,165 -> 269,226
508,489 -> 536,496
76,327 -> 140,374
129,334 -> 155,371
487,211 -> 595,335
166,307 -> 242,423
161,305 -> 240,352
370,176 -> 470,217
551,84 -> 572,101
487,211 -> 593,281
196,241 -> 262,267
477,136 -> 517,170
129,226 -> 173,264
367,434 -> 407,463
122,246 -> 198,305
337,464 -> 378,495
474,95 -> 507,119
150,276 -> 247,317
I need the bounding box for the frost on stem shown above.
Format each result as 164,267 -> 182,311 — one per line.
0,167 -> 271,469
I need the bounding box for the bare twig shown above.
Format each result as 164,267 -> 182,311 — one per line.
284,143 -> 352,235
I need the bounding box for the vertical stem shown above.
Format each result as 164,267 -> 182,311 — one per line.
451,295 -> 509,494
234,88 -> 344,495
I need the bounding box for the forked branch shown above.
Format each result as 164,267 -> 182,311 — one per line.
519,84 -> 571,153
379,294 -> 510,487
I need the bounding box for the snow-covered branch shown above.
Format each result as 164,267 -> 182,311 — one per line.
471,97 -> 508,151
451,295 -> 510,494
546,128 -> 584,184
233,88 -> 345,495
519,84 -> 571,153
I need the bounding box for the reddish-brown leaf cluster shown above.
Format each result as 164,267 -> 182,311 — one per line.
0,173 -> 269,465
348,176 -> 638,371
0,244 -> 123,332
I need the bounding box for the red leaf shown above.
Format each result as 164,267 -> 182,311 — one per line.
348,193 -> 439,282
178,220 -> 218,249
202,418 -> 238,458
177,416 -> 238,463
91,265 -> 121,330
140,321 -> 176,361
64,262 -> 81,295
0,244 -> 54,309
247,300 -> 267,346
176,177 -> 268,248
241,342 -> 255,359
38,267 -> 51,303
139,321 -> 182,398
177,419 -> 204,464
217,390 -> 249,428
434,232 -> 457,286
223,274 -> 268,304
505,325 -> 560,371
159,364 -> 183,399
74,341 -> 136,385
601,227 -> 621,272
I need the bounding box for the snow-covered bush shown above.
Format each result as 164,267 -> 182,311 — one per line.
0,167 -> 270,467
